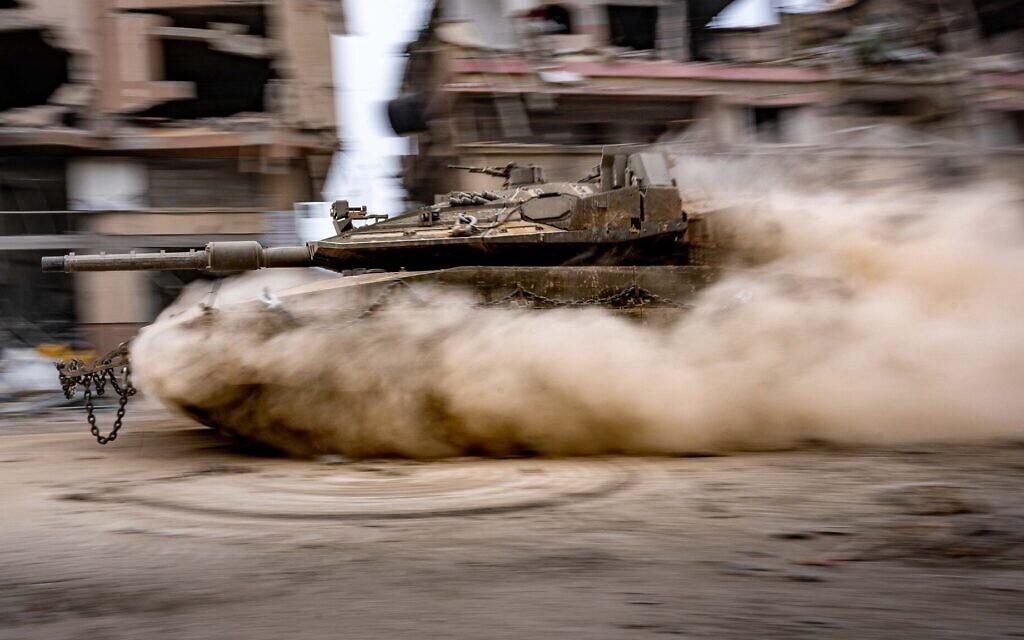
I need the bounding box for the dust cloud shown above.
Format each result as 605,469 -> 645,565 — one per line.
131,159 -> 1024,458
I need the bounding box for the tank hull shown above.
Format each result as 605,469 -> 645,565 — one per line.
312,232 -> 691,272
277,265 -> 716,318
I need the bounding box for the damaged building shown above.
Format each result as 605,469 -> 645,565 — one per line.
0,0 -> 340,351
388,0 -> 1024,202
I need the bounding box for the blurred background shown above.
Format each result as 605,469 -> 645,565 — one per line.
0,0 -> 1022,395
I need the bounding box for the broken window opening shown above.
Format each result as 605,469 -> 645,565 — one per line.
974,0 -> 1024,38
60,109 -> 79,129
606,5 -> 658,51
752,107 -> 789,144
134,39 -> 276,120
0,30 -> 70,112
850,100 -> 918,118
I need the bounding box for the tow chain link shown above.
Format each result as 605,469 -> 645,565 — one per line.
55,342 -> 136,445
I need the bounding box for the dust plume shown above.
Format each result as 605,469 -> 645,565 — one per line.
131,161 -> 1024,458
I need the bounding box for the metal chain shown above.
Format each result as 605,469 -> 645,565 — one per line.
55,342 -> 136,445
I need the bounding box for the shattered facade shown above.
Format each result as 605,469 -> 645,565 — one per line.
389,0 -> 1024,203
0,0 -> 340,351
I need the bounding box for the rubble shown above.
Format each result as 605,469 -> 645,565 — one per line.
0,0 -> 341,352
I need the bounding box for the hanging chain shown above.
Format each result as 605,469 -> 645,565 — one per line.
55,342 -> 136,445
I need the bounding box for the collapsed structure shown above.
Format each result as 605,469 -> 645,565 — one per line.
388,0 -> 1024,202
0,0 -> 340,351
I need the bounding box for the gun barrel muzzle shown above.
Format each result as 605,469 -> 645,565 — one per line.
42,242 -> 313,273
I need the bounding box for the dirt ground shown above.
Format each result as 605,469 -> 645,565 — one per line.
2,401 -> 1024,639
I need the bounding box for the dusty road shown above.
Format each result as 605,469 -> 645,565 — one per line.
2,402 -> 1023,639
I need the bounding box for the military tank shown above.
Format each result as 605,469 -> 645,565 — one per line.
42,147 -> 717,444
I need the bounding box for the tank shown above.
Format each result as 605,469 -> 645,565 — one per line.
43,149 -> 696,274
42,147 -> 718,444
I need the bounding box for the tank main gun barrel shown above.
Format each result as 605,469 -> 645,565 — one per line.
41,241 -> 313,273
